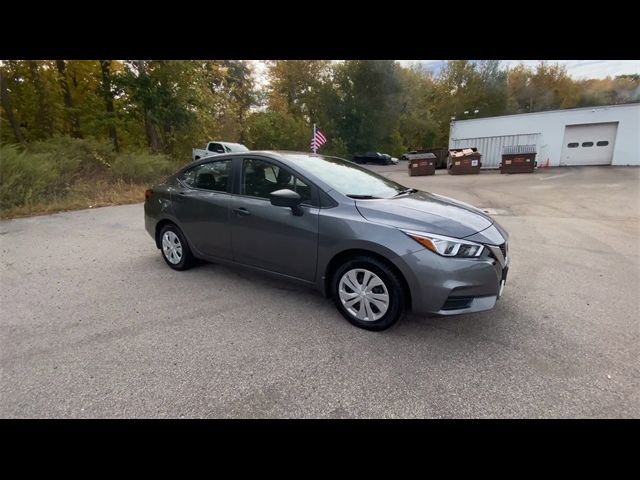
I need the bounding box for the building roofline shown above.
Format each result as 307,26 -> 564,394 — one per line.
452,102 -> 640,124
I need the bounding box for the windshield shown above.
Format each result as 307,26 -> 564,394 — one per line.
284,154 -> 408,199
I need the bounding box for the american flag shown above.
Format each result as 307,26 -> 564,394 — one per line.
310,125 -> 327,153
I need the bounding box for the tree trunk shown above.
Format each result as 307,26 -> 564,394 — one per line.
99,60 -> 119,153
144,110 -> 161,154
163,123 -> 173,155
0,70 -> 25,144
56,60 -> 82,138
239,116 -> 246,144
134,60 -> 161,153
27,60 -> 52,136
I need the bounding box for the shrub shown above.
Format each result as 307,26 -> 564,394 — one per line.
1,136 -> 175,214
109,151 -> 174,183
28,135 -> 116,179
0,144 -> 62,209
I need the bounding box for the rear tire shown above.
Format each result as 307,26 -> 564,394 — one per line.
159,223 -> 195,271
331,256 -> 406,331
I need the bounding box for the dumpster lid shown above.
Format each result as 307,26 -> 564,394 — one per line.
406,152 -> 437,160
502,144 -> 536,155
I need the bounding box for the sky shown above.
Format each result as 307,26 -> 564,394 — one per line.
249,60 -> 639,87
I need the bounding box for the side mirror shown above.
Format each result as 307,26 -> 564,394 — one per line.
269,189 -> 303,216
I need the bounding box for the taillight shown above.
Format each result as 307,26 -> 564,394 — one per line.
145,189 -> 153,200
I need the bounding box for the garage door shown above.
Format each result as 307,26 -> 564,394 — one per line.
560,122 -> 618,166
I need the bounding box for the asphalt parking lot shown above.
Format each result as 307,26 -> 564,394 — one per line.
1,165 -> 638,418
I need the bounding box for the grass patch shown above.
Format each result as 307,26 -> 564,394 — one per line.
0,179 -> 150,219
1,137 -> 182,219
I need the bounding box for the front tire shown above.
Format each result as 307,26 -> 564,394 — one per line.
159,224 -> 195,271
331,256 -> 406,331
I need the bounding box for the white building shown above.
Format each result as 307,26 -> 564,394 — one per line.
448,103 -> 640,168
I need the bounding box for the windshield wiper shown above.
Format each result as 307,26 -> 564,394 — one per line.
394,188 -> 417,197
346,194 -> 381,199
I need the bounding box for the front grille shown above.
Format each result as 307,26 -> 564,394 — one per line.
442,296 -> 474,311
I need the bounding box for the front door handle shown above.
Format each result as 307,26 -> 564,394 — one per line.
233,207 -> 250,216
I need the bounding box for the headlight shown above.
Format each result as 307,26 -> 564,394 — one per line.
401,230 -> 484,258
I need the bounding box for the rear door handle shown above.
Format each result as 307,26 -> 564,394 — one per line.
233,207 -> 250,216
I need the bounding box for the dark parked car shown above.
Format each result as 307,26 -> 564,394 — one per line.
352,152 -> 398,165
145,151 -> 510,331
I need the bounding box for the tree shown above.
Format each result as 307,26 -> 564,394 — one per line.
397,65 -> 439,149
244,110 -> 308,151
266,60 -> 331,121
332,60 -> 404,154
474,60 -> 509,116
27,60 -> 54,137
575,75 -> 640,107
0,66 -> 25,144
56,60 -> 82,138
507,62 -> 579,113
215,60 -> 256,143
99,60 -> 119,152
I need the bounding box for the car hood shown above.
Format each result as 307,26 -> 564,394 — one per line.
355,190 -> 494,238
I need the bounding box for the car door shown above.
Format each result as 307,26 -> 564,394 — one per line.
171,158 -> 233,260
229,157 -> 319,282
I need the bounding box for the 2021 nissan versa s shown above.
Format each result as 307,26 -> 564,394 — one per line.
144,151 -> 510,331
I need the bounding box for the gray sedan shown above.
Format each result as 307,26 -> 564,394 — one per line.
144,151 -> 509,331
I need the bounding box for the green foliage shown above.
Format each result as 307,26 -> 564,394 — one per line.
380,129 -> 406,158
245,110 -> 309,151
0,138 -> 173,212
28,135 -> 115,177
397,66 -> 439,150
0,144 -> 61,208
109,152 -> 174,183
507,61 -> 580,113
319,137 -> 350,159
330,60 -> 404,154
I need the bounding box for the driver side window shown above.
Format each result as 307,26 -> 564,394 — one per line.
242,159 -> 311,202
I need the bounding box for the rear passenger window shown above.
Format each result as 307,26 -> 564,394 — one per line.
582,142 -> 594,147
179,160 -> 232,192
567,143 -> 579,148
596,141 -> 609,147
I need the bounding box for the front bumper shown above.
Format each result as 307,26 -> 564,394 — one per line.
393,243 -> 509,317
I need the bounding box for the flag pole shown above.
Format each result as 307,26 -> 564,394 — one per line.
312,123 -> 317,154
